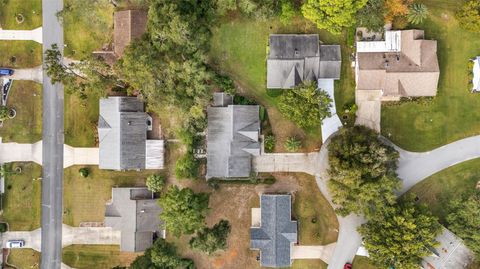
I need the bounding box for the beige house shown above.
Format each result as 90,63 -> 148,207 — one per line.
355,30 -> 440,131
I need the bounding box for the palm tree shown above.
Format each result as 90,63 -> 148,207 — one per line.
284,137 -> 302,152
408,3 -> 429,25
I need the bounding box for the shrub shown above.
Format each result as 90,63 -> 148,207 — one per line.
146,174 -> 166,193
78,167 -> 90,178
264,135 -> 276,152
284,136 -> 302,152
0,106 -> 10,121
407,3 -> 428,24
175,153 -> 199,179
233,95 -> 257,105
0,223 -> 7,233
259,106 -> 266,121
392,15 -> 409,29
456,0 -> 480,33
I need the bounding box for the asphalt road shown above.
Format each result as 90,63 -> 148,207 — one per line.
41,0 -> 64,268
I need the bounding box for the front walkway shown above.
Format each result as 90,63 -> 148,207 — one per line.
0,225 -> 121,252
0,27 -> 42,44
0,139 -> 99,168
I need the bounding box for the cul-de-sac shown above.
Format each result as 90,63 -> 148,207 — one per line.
0,0 -> 478,269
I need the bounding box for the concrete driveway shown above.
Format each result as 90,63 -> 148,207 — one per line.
0,27 -> 42,44
0,139 -> 99,167
292,243 -> 337,264
0,225 -> 121,252
7,66 -> 43,83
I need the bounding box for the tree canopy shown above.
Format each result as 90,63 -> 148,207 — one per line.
358,196 -> 441,269
384,0 -> 413,22
189,219 -> 231,254
456,0 -> 480,33
129,239 -> 194,269
277,81 -> 332,129
301,0 -> 368,34
407,3 -> 428,25
446,192 -> 480,258
327,126 -> 400,216
158,186 -> 210,236
356,0 -> 386,32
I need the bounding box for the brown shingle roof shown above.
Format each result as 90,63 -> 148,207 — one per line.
114,10 -> 147,57
356,30 -> 440,98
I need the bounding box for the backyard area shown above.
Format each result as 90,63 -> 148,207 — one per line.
209,15 -> 352,151
381,0 -> 480,151
0,81 -> 42,143
167,173 -> 338,269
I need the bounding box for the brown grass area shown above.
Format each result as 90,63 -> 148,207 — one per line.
170,173 -> 338,269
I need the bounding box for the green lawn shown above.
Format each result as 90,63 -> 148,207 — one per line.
64,93 -> 99,147
209,16 -> 349,151
7,248 -> 40,269
294,173 -> 338,246
0,40 -> 42,68
62,0 -> 114,58
0,0 -> 42,30
0,81 -> 42,143
63,245 -> 139,269
63,165 -> 156,226
407,158 -> 480,223
381,0 -> 480,151
0,162 -> 42,231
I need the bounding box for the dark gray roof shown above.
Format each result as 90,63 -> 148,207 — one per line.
104,187 -> 164,252
98,97 -> 165,170
206,96 -> 260,179
213,92 -> 233,107
251,194 -> 297,268
267,35 -> 341,88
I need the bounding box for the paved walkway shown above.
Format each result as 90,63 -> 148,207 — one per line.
0,224 -> 120,252
0,27 -> 42,44
0,139 -> 99,167
253,134 -> 480,269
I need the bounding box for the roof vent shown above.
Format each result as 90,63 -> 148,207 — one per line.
396,55 -> 400,62
128,121 -> 132,125
294,49 -> 299,56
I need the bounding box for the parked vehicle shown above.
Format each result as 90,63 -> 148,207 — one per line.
344,263 -> 353,269
6,240 -> 25,248
0,68 -> 14,76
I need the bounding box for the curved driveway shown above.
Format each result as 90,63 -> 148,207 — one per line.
322,135 -> 480,269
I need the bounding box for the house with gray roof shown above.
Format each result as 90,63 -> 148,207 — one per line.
98,96 -> 164,170
267,34 -> 341,89
250,194 -> 298,268
206,93 -> 260,179
104,187 -> 165,252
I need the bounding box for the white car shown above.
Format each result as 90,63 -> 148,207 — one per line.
6,240 -> 25,248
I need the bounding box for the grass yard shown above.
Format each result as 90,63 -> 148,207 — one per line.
63,245 -> 140,269
0,81 -> 42,143
62,0 -> 114,59
0,40 -> 42,68
209,15 -> 349,151
64,93 -> 100,147
63,165 -> 156,226
0,0 -> 42,30
407,158 -> 480,223
352,256 -> 377,269
168,173 -> 337,269
7,248 -> 40,269
0,162 -> 42,231
381,0 -> 480,151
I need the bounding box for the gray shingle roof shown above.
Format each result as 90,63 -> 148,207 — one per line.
206,97 -> 260,179
98,97 -> 165,170
104,187 -> 164,252
251,194 -> 298,268
267,35 -> 341,89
